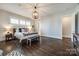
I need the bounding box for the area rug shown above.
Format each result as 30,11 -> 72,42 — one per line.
6,48 -> 25,56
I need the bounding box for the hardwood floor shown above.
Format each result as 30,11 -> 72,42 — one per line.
0,36 -> 75,56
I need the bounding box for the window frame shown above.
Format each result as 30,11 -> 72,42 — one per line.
19,20 -> 26,25
10,18 -> 19,25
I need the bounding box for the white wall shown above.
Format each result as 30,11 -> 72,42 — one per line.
38,13 -> 75,40
0,9 -> 34,41
71,14 -> 75,41
39,15 -> 62,39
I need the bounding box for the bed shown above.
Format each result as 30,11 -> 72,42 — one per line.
13,28 -> 41,46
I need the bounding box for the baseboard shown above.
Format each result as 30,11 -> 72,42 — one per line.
62,37 -> 71,39
41,36 -> 61,40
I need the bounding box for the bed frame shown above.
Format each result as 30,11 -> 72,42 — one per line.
12,28 -> 41,46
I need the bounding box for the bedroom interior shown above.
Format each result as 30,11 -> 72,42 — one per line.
0,3 -> 79,56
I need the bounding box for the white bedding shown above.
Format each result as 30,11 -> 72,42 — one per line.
14,32 -> 24,40
14,32 -> 39,42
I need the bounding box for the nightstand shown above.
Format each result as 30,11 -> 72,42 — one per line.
5,32 -> 14,41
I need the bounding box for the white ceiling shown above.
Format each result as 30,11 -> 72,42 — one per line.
0,3 -> 78,19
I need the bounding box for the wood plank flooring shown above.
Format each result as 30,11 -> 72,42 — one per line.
0,36 -> 75,56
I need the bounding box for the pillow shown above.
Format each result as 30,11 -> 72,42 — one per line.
22,28 -> 25,32
24,28 -> 29,32
14,32 -> 23,39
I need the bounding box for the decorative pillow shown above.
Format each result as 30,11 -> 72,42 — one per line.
24,28 -> 29,32
21,28 -> 25,32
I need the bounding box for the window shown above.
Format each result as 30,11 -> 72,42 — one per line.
26,21 -> 31,26
10,18 -> 19,24
20,20 -> 25,25
10,17 -> 31,26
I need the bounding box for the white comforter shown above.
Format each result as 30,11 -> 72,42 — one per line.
14,32 -> 39,42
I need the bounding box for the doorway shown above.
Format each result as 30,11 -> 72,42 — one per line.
62,16 -> 72,39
